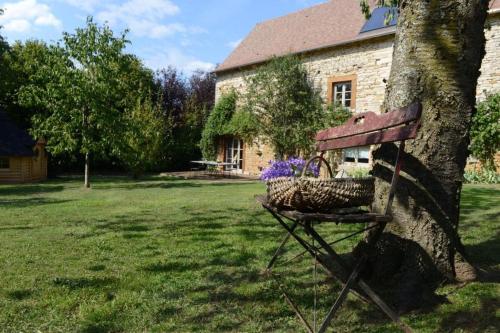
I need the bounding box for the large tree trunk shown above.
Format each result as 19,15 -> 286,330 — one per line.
365,0 -> 489,311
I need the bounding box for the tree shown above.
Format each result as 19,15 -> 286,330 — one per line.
1,40 -> 53,127
244,56 -> 324,157
156,66 -> 188,125
470,93 -> 500,171
359,0 -> 490,311
118,95 -> 166,178
155,68 -> 216,170
19,17 -> 133,188
0,9 -> 11,110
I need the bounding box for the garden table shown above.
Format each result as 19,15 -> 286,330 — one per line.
256,103 -> 422,333
190,160 -> 238,176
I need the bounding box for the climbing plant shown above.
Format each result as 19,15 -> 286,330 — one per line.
200,90 -> 259,160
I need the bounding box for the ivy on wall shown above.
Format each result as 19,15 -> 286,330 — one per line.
200,90 -> 258,160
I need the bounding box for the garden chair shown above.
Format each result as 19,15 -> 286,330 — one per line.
256,102 -> 422,333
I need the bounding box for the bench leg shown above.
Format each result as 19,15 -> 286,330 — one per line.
304,224 -> 413,333
318,257 -> 366,333
266,221 -> 299,271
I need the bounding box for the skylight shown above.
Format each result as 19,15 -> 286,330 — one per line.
359,7 -> 398,34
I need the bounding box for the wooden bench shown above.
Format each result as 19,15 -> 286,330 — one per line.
256,102 -> 422,333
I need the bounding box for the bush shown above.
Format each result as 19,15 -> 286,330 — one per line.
244,55 -> 324,157
346,167 -> 371,178
470,93 -> 500,171
463,170 -> 500,184
324,103 -> 352,128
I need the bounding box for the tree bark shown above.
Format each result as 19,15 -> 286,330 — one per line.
364,0 -> 489,311
84,152 -> 90,188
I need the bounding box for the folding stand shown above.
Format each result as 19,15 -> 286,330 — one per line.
257,103 -> 422,333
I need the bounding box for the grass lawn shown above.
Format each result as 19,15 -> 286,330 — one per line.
0,177 -> 498,332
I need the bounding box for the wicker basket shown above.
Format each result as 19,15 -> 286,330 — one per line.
266,156 -> 374,212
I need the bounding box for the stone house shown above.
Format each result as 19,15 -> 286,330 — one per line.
214,0 -> 500,176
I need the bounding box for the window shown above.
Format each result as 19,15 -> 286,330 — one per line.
0,157 -> 10,169
327,74 -> 357,109
333,81 -> 352,107
343,147 -> 370,164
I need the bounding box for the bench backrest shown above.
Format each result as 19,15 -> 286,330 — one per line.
315,102 -> 422,152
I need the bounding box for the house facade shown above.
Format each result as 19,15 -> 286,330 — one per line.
0,111 -> 48,183
214,0 -> 500,176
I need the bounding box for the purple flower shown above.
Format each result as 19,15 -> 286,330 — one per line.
260,157 -> 320,180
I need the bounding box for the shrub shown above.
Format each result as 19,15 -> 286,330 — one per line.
346,167 -> 371,178
324,103 -> 352,128
244,55 -> 324,157
470,93 -> 500,171
463,170 -> 500,184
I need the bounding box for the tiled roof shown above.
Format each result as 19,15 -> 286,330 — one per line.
0,111 -> 35,156
216,0 -> 499,73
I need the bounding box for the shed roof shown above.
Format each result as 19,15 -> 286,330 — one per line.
216,0 -> 500,73
0,111 -> 36,157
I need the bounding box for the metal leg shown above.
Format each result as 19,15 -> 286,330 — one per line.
263,208 -> 412,333
266,221 -> 299,271
267,209 -> 324,260
304,224 -> 412,333
318,257 -> 366,333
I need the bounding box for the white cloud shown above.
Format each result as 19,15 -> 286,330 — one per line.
3,19 -> 31,32
61,0 -> 100,12
143,47 -> 215,73
96,0 -> 186,38
227,38 -> 242,49
0,0 -> 62,32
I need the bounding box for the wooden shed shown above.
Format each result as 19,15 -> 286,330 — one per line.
0,111 -> 47,183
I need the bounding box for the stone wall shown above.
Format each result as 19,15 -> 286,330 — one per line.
477,15 -> 500,100
215,15 -> 500,176
216,35 -> 394,114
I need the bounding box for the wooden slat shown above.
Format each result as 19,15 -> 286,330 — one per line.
255,195 -> 392,224
317,122 -> 419,151
316,102 -> 422,141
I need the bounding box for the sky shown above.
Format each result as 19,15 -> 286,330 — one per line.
0,0 -> 327,73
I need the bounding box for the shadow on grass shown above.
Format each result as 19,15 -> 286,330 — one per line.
0,225 -> 35,231
91,177 -> 254,191
460,187 -> 499,219
466,232 -> 500,268
143,260 -> 202,273
7,289 -> 32,301
438,296 -> 499,332
0,197 -> 72,208
52,277 -> 117,290
0,184 -> 64,196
